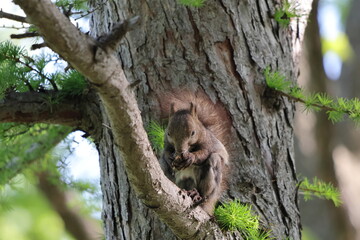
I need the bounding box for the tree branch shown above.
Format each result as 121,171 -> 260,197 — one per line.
13,0 -> 215,238
37,171 -> 103,240
97,16 -> 140,52
10,32 -> 39,39
0,91 -> 82,127
0,9 -> 27,23
31,42 -> 47,50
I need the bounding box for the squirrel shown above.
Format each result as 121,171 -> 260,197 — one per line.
159,90 -> 231,214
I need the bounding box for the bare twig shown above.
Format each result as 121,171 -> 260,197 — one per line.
31,42 -> 47,50
0,9 -> 27,23
73,0 -> 109,21
97,16 -> 140,52
10,32 -> 39,39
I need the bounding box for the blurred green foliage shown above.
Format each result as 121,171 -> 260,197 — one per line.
0,176 -> 74,240
302,227 -> 320,240
322,33 -> 353,61
0,123 -> 72,185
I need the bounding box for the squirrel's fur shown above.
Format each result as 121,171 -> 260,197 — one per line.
159,90 -> 231,214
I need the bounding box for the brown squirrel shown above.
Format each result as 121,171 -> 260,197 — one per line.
159,90 -> 231,214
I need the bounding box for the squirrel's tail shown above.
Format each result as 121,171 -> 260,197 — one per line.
158,89 -> 232,147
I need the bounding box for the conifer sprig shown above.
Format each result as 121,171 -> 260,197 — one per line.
298,177 -> 342,207
264,67 -> 360,125
274,1 -> 302,27
0,41 -> 87,98
214,200 -> 273,240
146,121 -> 165,154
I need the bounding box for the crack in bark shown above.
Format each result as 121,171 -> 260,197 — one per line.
286,148 -> 297,183
296,18 -> 301,40
213,37 -> 262,147
251,193 -> 270,224
186,8 -> 201,54
240,28 -> 256,66
283,105 -> 294,128
111,152 -> 127,239
234,128 -> 251,158
255,0 -> 265,28
271,175 -> 293,236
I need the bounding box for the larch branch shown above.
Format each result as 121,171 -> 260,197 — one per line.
0,91 -> 82,127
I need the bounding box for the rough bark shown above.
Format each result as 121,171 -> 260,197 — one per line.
10,0 -> 313,239
89,0 -> 312,239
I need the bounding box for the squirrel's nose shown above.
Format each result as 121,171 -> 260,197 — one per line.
180,151 -> 188,158
175,151 -> 183,156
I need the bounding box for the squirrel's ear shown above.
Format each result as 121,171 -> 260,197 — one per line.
170,103 -> 175,116
190,102 -> 197,117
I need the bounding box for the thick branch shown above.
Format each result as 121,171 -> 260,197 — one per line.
37,171 -> 103,240
13,0 -> 215,238
0,9 -> 27,23
0,91 -> 82,126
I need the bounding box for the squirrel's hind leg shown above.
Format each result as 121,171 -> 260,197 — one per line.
197,153 -> 225,215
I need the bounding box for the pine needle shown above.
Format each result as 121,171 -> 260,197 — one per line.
215,200 -> 273,239
146,121 -> 165,154
298,177 -> 342,207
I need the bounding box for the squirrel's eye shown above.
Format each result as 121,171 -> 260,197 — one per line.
191,131 -> 195,136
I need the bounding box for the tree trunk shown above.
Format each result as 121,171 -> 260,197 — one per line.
88,0 -> 312,239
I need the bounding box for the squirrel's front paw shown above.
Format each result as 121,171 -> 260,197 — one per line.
172,152 -> 194,170
187,188 -> 203,206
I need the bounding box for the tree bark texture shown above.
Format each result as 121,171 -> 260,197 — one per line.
89,0 -> 312,239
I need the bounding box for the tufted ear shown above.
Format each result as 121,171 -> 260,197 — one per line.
170,103 -> 175,116
190,102 -> 197,117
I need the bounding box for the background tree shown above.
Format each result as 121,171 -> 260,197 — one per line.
0,0 -> 314,239
333,0 -> 360,238
295,0 -> 357,239
296,0 -> 352,239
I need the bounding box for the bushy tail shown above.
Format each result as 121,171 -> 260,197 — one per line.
158,89 -> 232,147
